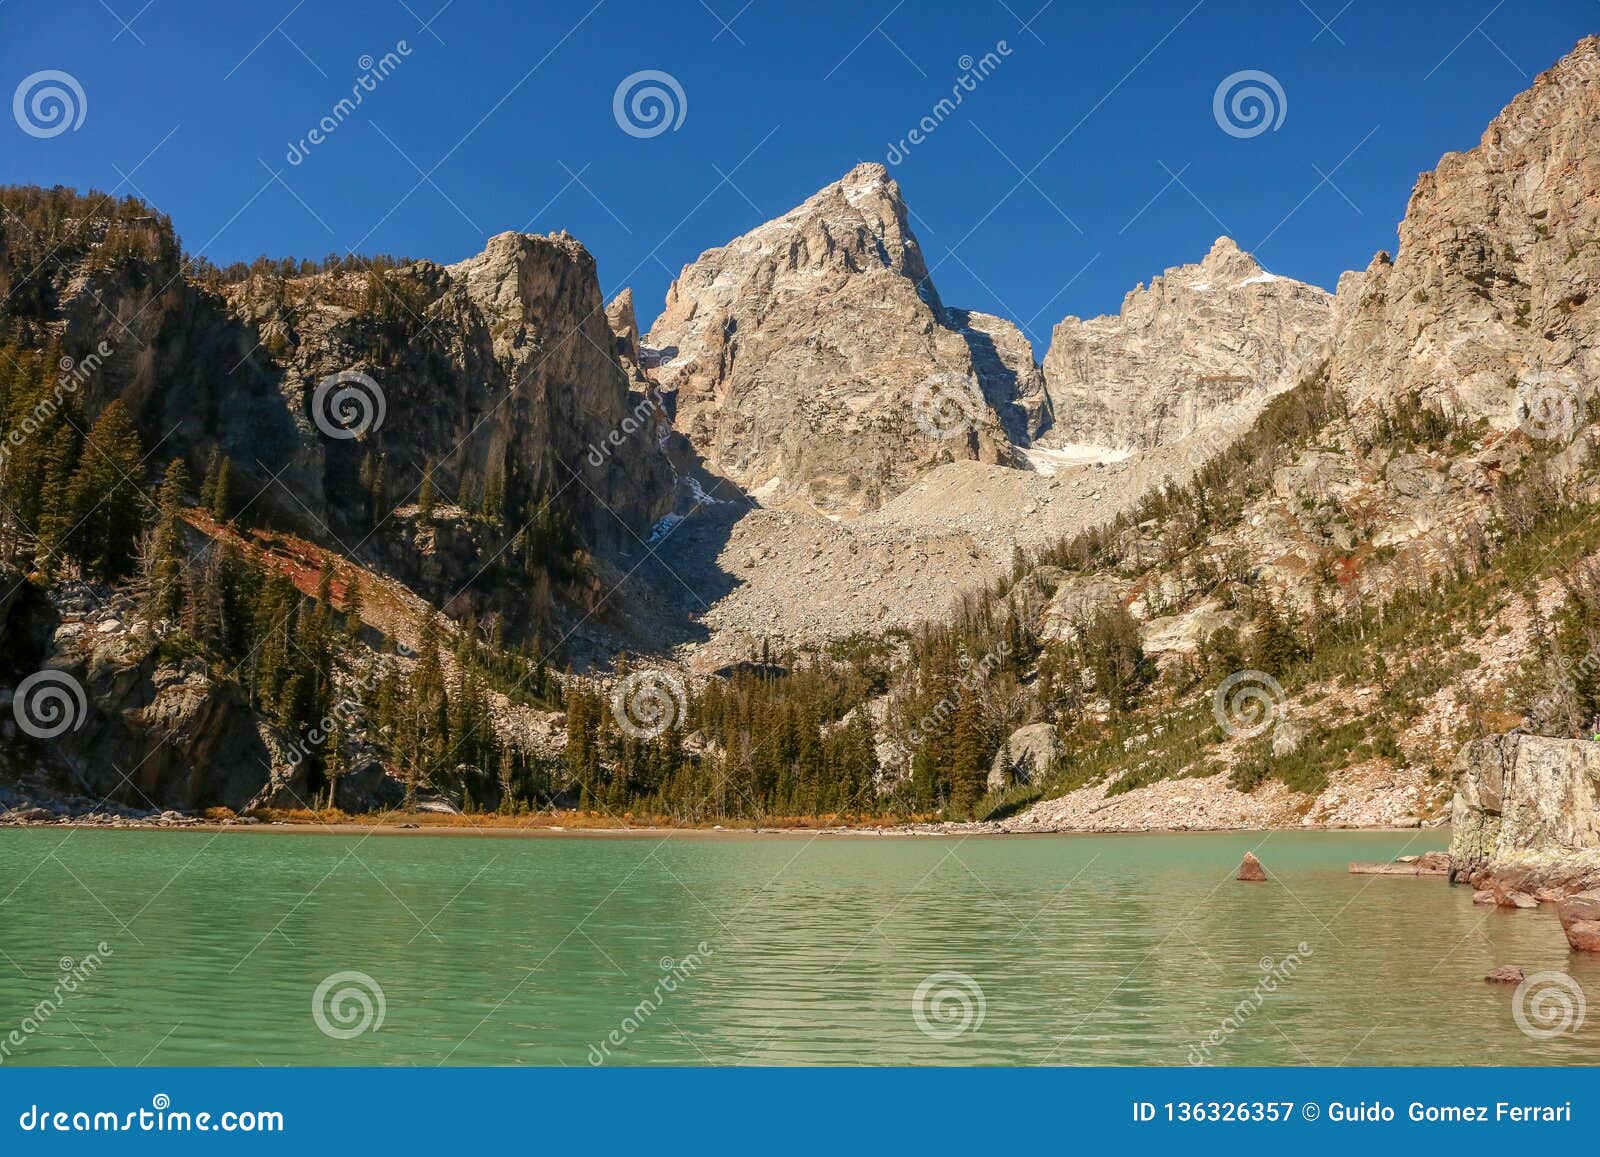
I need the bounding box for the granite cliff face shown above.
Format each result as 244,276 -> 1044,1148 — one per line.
1041,237 -> 1333,451
1327,37 -> 1600,424
240,228 -> 676,549
644,162 -> 1040,515
1450,733 -> 1600,897
0,205 -> 674,638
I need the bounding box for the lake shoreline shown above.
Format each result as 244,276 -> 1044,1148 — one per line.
0,814 -> 1450,841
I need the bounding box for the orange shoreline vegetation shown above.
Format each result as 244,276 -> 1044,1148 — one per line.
228,807 -> 947,836
17,809 -> 1435,839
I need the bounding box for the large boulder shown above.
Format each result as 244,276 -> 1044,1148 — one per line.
987,722 -> 1066,792
1557,892 -> 1600,952
1449,733 -> 1600,896
1039,576 -> 1126,643
1141,600 -> 1241,659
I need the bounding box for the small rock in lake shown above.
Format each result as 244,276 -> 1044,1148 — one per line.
1237,851 -> 1268,882
1485,966 -> 1525,984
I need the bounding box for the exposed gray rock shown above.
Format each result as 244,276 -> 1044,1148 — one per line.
1142,600 -> 1240,658
645,162 -> 1028,515
1041,237 -> 1333,451
948,308 -> 1052,443
987,722 -> 1066,792
1449,733 -> 1600,896
1326,37 -> 1600,426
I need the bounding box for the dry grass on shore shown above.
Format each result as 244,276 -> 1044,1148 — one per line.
240,807 -> 931,832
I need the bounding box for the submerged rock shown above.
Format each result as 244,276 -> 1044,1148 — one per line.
1348,852 -> 1449,876
1484,966 -> 1526,984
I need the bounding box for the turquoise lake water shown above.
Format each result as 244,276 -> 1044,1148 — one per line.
0,827 -> 1594,1065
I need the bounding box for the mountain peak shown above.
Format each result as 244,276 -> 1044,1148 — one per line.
834,161 -> 897,204
642,160 -> 1031,516
1196,235 -> 1263,281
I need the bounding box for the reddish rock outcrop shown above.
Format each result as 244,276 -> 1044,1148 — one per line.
1237,851 -> 1268,881
1557,892 -> 1600,952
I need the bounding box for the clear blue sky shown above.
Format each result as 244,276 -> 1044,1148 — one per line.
3,0 -> 1596,349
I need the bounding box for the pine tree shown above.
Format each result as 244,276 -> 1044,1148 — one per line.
418,459 -> 437,520
948,696 -> 988,817
343,577 -> 364,640
483,470 -> 505,525
59,400 -> 145,581
201,447 -> 232,522
146,458 -> 190,620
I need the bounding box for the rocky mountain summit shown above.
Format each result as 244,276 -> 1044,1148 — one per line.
644,162 -> 1043,515
1327,36 -> 1600,424
1041,236 -> 1333,451
7,38 -> 1600,838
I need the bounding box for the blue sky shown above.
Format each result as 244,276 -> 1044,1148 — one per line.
3,0 -> 1596,349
